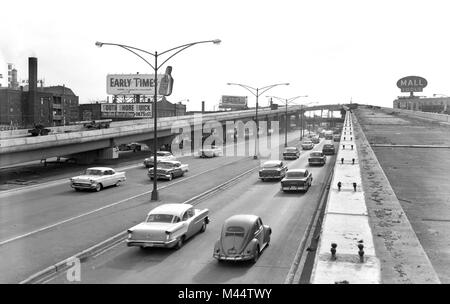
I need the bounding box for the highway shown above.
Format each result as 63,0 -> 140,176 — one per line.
0,130 -> 334,283
47,139 -> 335,284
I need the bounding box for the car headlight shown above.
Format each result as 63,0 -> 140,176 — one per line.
128,232 -> 132,239
70,178 -> 74,182
89,179 -> 95,184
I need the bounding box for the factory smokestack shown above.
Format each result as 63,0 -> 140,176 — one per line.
25,57 -> 38,127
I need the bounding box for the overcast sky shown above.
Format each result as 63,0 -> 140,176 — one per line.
1,0 -> 449,111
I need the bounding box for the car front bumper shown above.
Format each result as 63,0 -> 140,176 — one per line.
71,183 -> 97,189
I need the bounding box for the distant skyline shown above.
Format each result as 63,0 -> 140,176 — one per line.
1,0 -> 450,111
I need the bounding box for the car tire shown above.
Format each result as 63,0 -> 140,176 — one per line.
168,174 -> 173,181
175,236 -> 185,250
74,188 -> 80,192
252,246 -> 260,263
95,184 -> 102,192
200,220 -> 207,233
115,181 -> 121,187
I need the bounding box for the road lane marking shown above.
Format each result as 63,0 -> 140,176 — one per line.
0,157 -> 248,247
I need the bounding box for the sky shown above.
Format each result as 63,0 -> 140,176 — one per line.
1,0 -> 450,111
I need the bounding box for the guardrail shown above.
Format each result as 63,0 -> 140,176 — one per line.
310,110 -> 381,284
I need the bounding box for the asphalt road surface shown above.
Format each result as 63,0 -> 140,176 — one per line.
355,107 -> 450,283
47,140 -> 335,284
0,130 -> 332,283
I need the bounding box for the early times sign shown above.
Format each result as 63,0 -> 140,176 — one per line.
107,74 -> 164,95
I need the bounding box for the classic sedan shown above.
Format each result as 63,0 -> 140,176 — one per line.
311,136 -> 320,144
198,145 -> 223,158
308,151 -> 327,166
258,160 -> 288,181
280,169 -> 313,192
213,215 -> 271,263
127,203 -> 209,249
143,151 -> 176,168
148,160 -> 188,181
283,147 -> 300,160
70,167 -> 126,192
301,140 -> 314,150
322,142 -> 336,155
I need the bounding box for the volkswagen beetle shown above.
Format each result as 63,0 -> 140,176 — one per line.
213,215 -> 271,263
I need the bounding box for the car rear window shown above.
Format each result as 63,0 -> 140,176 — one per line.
286,171 -> 305,178
225,226 -> 245,237
146,214 -> 178,223
310,152 -> 322,157
262,162 -> 280,168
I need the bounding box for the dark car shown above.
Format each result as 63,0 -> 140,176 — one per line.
322,142 -> 335,155
283,147 -> 300,160
280,169 -> 313,192
213,215 -> 271,263
147,161 -> 188,181
259,160 -> 288,181
333,134 -> 341,142
308,151 -> 327,166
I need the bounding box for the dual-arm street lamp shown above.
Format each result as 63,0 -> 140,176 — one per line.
227,82 -> 289,159
96,39 -> 221,201
266,95 -> 308,147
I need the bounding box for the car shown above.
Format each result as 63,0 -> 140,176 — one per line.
119,142 -> 142,151
147,160 -> 188,181
213,215 -> 271,263
308,151 -> 327,166
198,145 -> 223,158
333,134 -> 341,142
143,151 -> 176,168
280,169 -> 313,192
70,167 -> 126,192
322,142 -> 336,155
127,203 -> 209,249
258,160 -> 288,181
311,136 -> 320,144
301,140 -> 314,150
283,147 -> 300,160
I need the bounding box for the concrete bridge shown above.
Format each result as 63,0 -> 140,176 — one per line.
0,104 -> 344,167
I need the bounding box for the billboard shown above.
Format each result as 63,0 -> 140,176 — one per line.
107,74 -> 165,95
101,103 -> 153,118
219,95 -> 248,109
397,76 -> 428,92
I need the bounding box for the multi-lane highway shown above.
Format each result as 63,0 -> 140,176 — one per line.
0,130 -> 335,283
46,139 -> 335,284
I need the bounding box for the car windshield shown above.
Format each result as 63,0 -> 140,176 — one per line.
146,214 -> 179,223
84,169 -> 103,175
303,141 -> 312,144
286,171 -> 305,178
324,144 -> 334,148
225,226 -> 245,237
262,162 -> 280,168
310,152 -> 322,157
158,163 -> 175,169
157,152 -> 170,156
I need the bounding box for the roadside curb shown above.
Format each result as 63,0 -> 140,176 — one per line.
284,165 -> 335,284
352,110 -> 441,284
20,231 -> 127,284
19,160 -> 261,284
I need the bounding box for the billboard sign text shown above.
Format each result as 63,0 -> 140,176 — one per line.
397,76 -> 428,92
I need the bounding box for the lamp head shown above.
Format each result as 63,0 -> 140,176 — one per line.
95,41 -> 103,48
212,39 -> 221,45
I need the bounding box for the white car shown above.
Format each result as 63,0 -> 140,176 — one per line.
198,145 -> 223,158
143,151 -> 176,168
127,203 -> 210,249
70,167 -> 126,192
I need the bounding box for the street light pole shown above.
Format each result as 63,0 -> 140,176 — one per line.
267,95 -> 308,147
227,82 -> 289,159
96,39 -> 221,201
